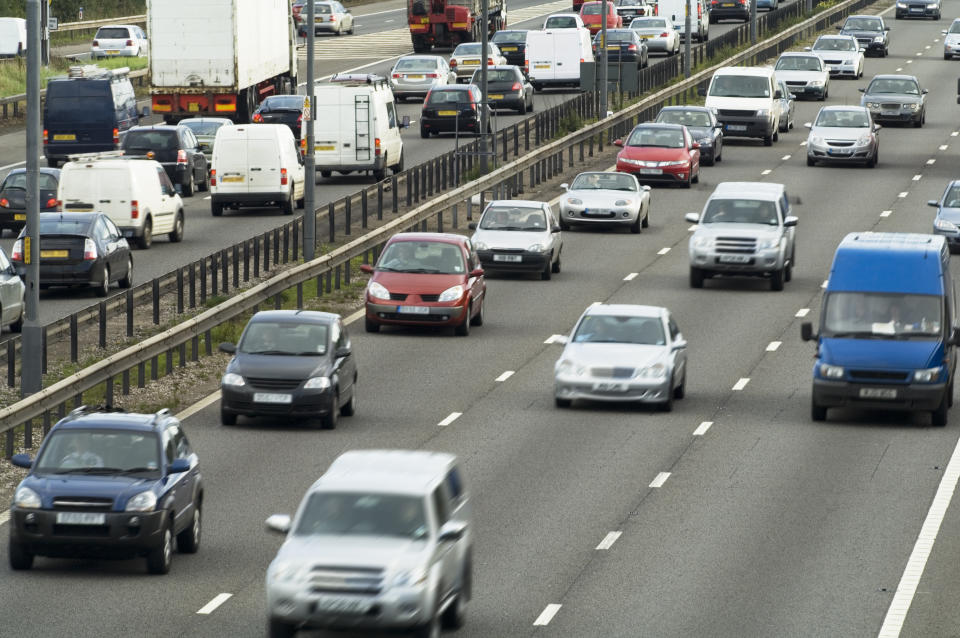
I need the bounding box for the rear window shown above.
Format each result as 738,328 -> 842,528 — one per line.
396,58 -> 438,71
632,18 -> 666,28
45,81 -> 112,125
123,130 -> 178,151
94,27 -> 131,39
427,89 -> 470,105
314,3 -> 333,13
474,69 -> 517,82
38,218 -> 94,235
260,96 -> 305,111
453,43 -> 482,56
594,30 -> 633,42
582,3 -> 607,15
2,172 -> 58,190
181,120 -> 229,136
493,31 -> 527,43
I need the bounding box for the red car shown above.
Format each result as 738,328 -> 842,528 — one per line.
580,1 -> 623,35
614,123 -> 701,188
359,233 -> 487,335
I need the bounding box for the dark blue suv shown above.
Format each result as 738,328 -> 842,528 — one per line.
8,407 -> 203,574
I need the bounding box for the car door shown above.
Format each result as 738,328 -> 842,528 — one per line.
170,423 -> 200,527
0,248 -> 21,324
103,216 -> 130,277
92,216 -> 120,279
667,314 -> 686,385
180,128 -> 205,183
463,240 -> 484,306
331,319 -> 355,404
154,166 -> 178,232
544,203 -> 561,257
161,424 -> 193,533
431,483 -> 460,601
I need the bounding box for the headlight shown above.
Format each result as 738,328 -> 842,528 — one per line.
126,490 -> 157,512
473,240 -> 488,251
756,108 -> 770,117
906,103 -> 920,111
222,373 -> 245,387
438,284 -> 464,302
367,281 -> 389,300
873,35 -> 884,42
809,135 -> 824,145
935,218 -> 959,232
304,376 -> 331,389
527,243 -> 544,253
855,134 -> 873,146
927,3 -> 938,7
758,236 -> 780,250
619,157 -> 643,166
866,102 -> 880,109
914,367 -> 943,383
392,566 -> 429,587
614,199 -> 633,206
556,359 -> 586,376
14,486 -> 41,509
896,1 -> 906,6
566,197 -> 583,206
659,160 -> 687,167
270,561 -> 306,583
696,137 -> 713,145
843,58 -> 854,65
819,363 -> 844,379
636,363 -> 667,378
692,235 -> 712,248
808,80 -> 824,87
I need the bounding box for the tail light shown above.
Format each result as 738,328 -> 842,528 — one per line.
280,167 -> 288,185
11,239 -> 22,262
176,149 -> 188,166
511,82 -> 522,91
426,72 -> 438,78
45,197 -> 57,208
375,138 -> 381,156
0,198 -> 8,208
424,89 -> 433,103
252,112 -> 263,123
113,128 -> 119,145
660,32 -> 670,37
330,15 -> 337,21
524,60 -> 529,72
131,199 -> 139,220
93,40 -> 99,47
580,58 -> 585,63
210,168 -> 217,186
83,238 -> 97,261
628,44 -> 637,50
296,113 -> 303,127
487,58 -> 494,65
393,73 -> 402,78
450,59 -> 457,67
43,129 -> 48,145
698,4 -> 703,17
125,39 -> 134,46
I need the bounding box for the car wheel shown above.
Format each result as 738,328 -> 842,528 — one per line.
674,370 -> 686,399
914,114 -> 923,128
47,158 -> 58,168
8,540 -> 33,570
119,256 -> 134,288
866,150 -> 877,168
340,377 -> 357,416
689,266 -> 704,288
10,305 -> 23,333
96,266 -> 111,297
211,202 -> 223,217
441,586 -> 468,629
541,256 -> 552,280
559,217 -> 570,231
682,173 -> 692,188
555,397 -> 572,408
784,258 -> 793,283
932,390 -> 949,426
470,296 -> 485,325
137,218 -> 153,249
320,170 -> 332,178
394,149 -> 405,174
321,395 -> 339,429
691,169 -> 699,184
146,518 -> 173,574
949,380 -> 954,408
770,268 -> 785,291
183,172 -> 194,197
552,253 -> 561,273
282,188 -> 295,214
268,618 -> 297,638
763,134 -> 773,146
176,504 -> 202,553
811,398 -> 827,421
196,168 -> 208,192
807,155 -> 816,166
413,604 -> 441,638
641,206 -> 649,228
455,304 -> 471,336
221,409 -> 237,426
772,128 -> 779,142
168,211 -> 185,243
659,380 -> 674,411
373,167 -> 387,182
365,316 -> 380,333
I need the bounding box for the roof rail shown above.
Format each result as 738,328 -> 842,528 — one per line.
66,150 -> 127,163
66,64 -> 129,80
151,408 -> 172,427
68,404 -> 90,416
329,73 -> 388,88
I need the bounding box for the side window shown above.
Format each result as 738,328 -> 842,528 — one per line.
446,466 -> 463,501
432,485 -> 451,526
170,424 -> 192,458
104,217 -> 122,238
162,430 -> 175,465
463,241 -> 477,270
330,321 -> 341,348
336,320 -> 348,348
0,250 -> 11,271
668,316 -> 680,340
157,167 -> 174,194
780,192 -> 790,217
95,218 -> 112,242
386,101 -> 398,129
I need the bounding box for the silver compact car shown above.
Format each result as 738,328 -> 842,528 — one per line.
944,19 -> 960,59
554,304 -> 688,410
450,42 -> 507,81
929,180 -> 960,250
469,200 -> 562,280
805,105 -> 880,167
859,74 -> 927,127
775,78 -> 796,132
180,117 -> 234,165
775,52 -> 829,100
265,450 -> 472,638
806,35 -> 864,78
559,171 -> 651,232
629,17 -> 680,55
390,55 -> 457,101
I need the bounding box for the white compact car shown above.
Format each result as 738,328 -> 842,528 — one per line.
469,200 -> 563,280
559,171 -> 651,232
775,52 -> 830,100
806,35 -> 864,78
91,24 -> 148,58
943,18 -> 960,59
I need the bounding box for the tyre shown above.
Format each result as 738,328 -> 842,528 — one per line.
47,158 -> 58,168
541,257 -> 552,280
866,151 -> 877,168
340,378 -> 357,416
555,397 -> 572,408
932,391 -> 949,426
807,155 -> 815,167
365,317 -> 380,333
770,268 -> 785,291
10,305 -> 23,333
373,167 -> 386,182
683,173 -> 692,188
268,618 -> 297,638
146,519 -> 173,574
811,399 -> 827,422
552,254 -> 561,273
211,202 -> 223,217
772,128 -> 779,142
182,172 -> 194,197
691,169 -> 699,184
137,218 -> 153,249
282,190 -> 294,215
673,371 -> 686,399
763,134 -> 773,146
221,409 -> 237,426
421,127 -> 429,139
784,258 -> 792,283
470,297 -> 484,325
413,610 -> 441,638
394,149 -> 405,174
947,53 -> 952,60
914,115 -> 923,128
176,504 -> 202,553
97,266 -> 111,297
320,170 -> 332,178
559,217 -> 570,231
689,267 -> 704,288
441,590 -> 467,630
455,305 -> 471,336
641,207 -> 649,228
659,384 -> 674,412
321,396 -> 339,429
168,211 -> 184,243
8,540 -> 33,570
119,257 -> 133,289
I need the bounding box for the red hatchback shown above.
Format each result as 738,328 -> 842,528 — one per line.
614,123 -> 701,188
360,233 -> 487,336
580,1 -> 623,35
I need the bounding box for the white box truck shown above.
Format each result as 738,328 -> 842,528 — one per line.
147,0 -> 299,123
525,29 -> 594,90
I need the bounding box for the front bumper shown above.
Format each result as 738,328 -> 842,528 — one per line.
866,106 -> 921,123
555,374 -> 671,404
896,4 -> 938,17
560,201 -> 640,224
689,248 -> 784,273
9,507 -> 167,558
716,116 -> 773,139
932,225 -> 960,245
853,38 -> 886,54
366,300 -> 469,327
823,62 -> 859,77
220,385 -> 336,418
267,581 -> 431,631
617,161 -> 691,182
477,250 -> 549,272
807,141 -> 875,163
812,378 -> 947,412
784,83 -> 827,98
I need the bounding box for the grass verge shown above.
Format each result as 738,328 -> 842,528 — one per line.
0,55 -> 148,98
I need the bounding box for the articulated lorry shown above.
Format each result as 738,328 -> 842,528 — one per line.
408,0 -> 506,53
148,0 -> 299,123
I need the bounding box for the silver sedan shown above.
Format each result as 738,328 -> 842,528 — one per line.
805,105 -> 880,167
629,17 -> 679,55
554,303 -> 688,410
450,42 -> 507,81
558,171 -> 651,232
469,200 -> 563,280
390,55 -> 457,101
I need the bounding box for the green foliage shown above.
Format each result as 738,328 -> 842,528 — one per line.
0,56 -> 147,99
0,1 -> 146,20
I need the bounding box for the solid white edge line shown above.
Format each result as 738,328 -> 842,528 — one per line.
197,593 -> 233,615
623,272 -> 638,281
0,509 -> 8,527
693,421 -> 713,436
176,391 -> 222,421
766,341 -> 782,352
796,308 -> 810,318
533,604 -> 562,626
495,370 -> 515,382
353,6 -> 406,18
657,247 -> 670,255
732,378 -> 750,391
877,438 -> 960,637
596,531 -> 623,550
437,412 -> 462,427
649,472 -> 671,488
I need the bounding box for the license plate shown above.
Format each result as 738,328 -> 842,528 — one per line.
827,148 -> 851,155
188,103 -> 199,112
406,74 -> 425,79
718,254 -> 751,263
722,2 -> 735,5
583,209 -> 608,217
639,168 -> 662,175
315,596 -> 371,615
490,94 -> 504,99
534,63 -> 550,68
859,387 -> 897,399
53,133 -> 76,141
315,145 -> 336,151
221,175 -> 244,183
493,254 -> 522,262
726,124 -> 747,131
254,393 -> 293,404
438,110 -> 458,116
56,512 -> 105,525
106,50 -> 120,55
463,60 -> 478,65
40,250 -> 68,258
594,382 -> 626,392
398,306 -> 430,314
501,46 -> 517,51
640,34 -> 654,38
14,214 -> 25,221
315,16 -> 324,22
607,45 -> 619,49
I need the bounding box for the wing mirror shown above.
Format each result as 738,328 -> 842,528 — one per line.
804,122 -> 812,128
783,215 -> 798,227
803,46 -> 812,51
774,89 -> 783,99
359,264 -> 374,274
671,339 -> 687,351
335,345 -> 352,358
560,183 -> 569,191
800,321 -> 816,341
873,123 -> 881,131
140,106 -> 150,118
613,139 -> 623,147
684,212 -> 700,223
265,514 -> 292,534
857,87 -> 865,92
11,453 -> 32,469
468,222 -> 478,230
168,458 -> 190,474
470,267 -> 485,278
438,520 -> 468,542
697,85 -> 707,96
950,327 -> 960,346
921,88 -> 929,94
218,342 -> 236,354
401,114 -> 411,128
928,199 -> 940,207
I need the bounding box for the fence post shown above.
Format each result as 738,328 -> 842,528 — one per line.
329,202 -> 336,242
99,301 -> 107,349
378,182 -> 384,220
345,197 -> 352,235
70,314 -> 78,362
211,253 -> 219,297
200,259 -> 207,305
177,268 -> 184,314
362,190 -> 368,229
392,175 -> 398,213
221,248 -> 229,292
152,279 -> 160,324
8,340 -> 15,388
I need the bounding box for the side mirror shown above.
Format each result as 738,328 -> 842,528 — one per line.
884,25 -> 890,30
943,30 -> 949,35
438,520 -> 468,542
857,87 -> 865,92
560,183 -> 569,191
642,185 -> 651,191
834,25 -> 841,30
788,93 -> 796,100
928,199 -> 940,207
470,267 -> 485,278
921,88 -> 929,94
691,142 -> 700,149
554,334 -> 569,345
401,114 -> 411,128
774,89 -> 783,99
468,222 -> 477,230
551,226 -> 561,233
800,321 -> 816,342
335,345 -> 352,358
671,339 -> 687,351
613,139 -> 623,147
873,123 -> 881,131
265,513 -> 292,534
803,46 -> 812,51
950,327 -> 960,346
714,122 -> 722,128
783,215 -> 798,227
11,453 -> 32,469
804,122 -> 812,128
359,264 -> 374,274
168,458 -> 190,474
140,106 -> 150,118
218,342 -> 236,354
684,212 -> 700,223
697,86 -> 706,96
858,47 -> 866,52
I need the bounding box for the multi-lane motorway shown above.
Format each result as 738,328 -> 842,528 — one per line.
5,0 -> 960,637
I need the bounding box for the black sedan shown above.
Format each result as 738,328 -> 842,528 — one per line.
592,29 -> 649,66
470,66 -> 533,115
654,105 -> 723,165
120,124 -> 208,196
420,85 -> 491,137
12,212 -> 133,297
218,310 -> 358,429
252,94 -> 307,140
0,168 -> 60,235
491,29 -> 528,66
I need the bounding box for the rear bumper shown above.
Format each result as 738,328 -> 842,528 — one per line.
710,7 -> 750,19
44,142 -> 117,162
812,378 -> 947,411
315,156 -> 386,172
421,116 -> 481,133
212,191 -> 291,206
16,261 -> 105,286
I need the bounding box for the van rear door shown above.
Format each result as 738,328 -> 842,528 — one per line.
313,85 -> 346,168
214,130 -> 250,195
527,31 -> 557,83
44,80 -> 116,158
247,133 -> 282,194
556,30 -> 584,81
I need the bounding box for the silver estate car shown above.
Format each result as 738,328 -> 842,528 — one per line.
469,200 -> 563,280
805,105 -> 880,167
929,180 -> 960,250
558,171 -> 651,232
554,303 -> 688,411
390,55 -> 457,101
265,450 -> 472,638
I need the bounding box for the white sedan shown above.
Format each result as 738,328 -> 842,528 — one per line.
806,35 -> 864,78
558,171 -> 651,233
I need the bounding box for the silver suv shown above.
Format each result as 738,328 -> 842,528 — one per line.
685,182 -> 798,291
264,450 -> 472,638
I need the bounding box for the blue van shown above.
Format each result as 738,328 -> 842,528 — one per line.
801,232 -> 958,425
43,65 -> 140,168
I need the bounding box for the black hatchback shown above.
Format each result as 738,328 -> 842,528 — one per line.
218,310 -> 358,429
592,29 -> 649,66
12,212 -> 133,297
120,124 -> 208,196
252,95 -> 307,140
491,29 -> 529,66
0,168 -> 60,235
420,85 -> 491,137
470,65 -> 533,114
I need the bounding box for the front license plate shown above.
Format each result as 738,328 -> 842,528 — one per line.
254,393 -> 293,404
718,254 -> 751,264
859,387 -> 897,399
398,305 -> 430,314
827,148 -> 851,155
315,145 -> 336,151
501,46 -> 517,51
490,94 -> 504,99
56,512 -> 105,525
438,110 -> 458,116
53,133 -> 76,141
14,214 -> 25,221
594,382 -> 626,392
493,254 -> 522,262
40,250 -> 68,258
726,124 -> 747,131
315,596 -> 371,615
221,175 -> 244,183
639,168 -> 662,175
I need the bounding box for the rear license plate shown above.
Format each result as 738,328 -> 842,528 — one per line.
315,596 -> 372,615
106,50 -> 120,55
188,103 -> 200,112
639,168 -> 662,175
859,387 -> 897,399
493,254 -> 522,262
594,382 -> 626,392
718,254 -> 751,263
722,2 -> 735,5
608,45 -> 619,49
463,60 -> 478,65
490,94 -> 504,99
40,250 -> 68,258
221,176 -> 244,183
726,124 -> 747,131
53,133 -> 76,141
438,110 -> 458,116
315,16 -> 324,22
254,393 -> 293,404
398,306 -> 430,314
56,512 -> 105,525
641,34 -> 654,38
406,74 -> 425,79
315,145 -> 336,151
14,214 -> 25,221
501,46 -> 517,51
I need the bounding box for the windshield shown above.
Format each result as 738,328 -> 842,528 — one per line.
261,96 -> 304,111
376,241 -> 465,274
570,172 -> 637,191
396,57 -> 438,71
34,429 -> 161,476
701,198 -> 779,224
866,78 -> 920,95
2,172 -> 58,190
238,321 -> 328,355
844,17 -> 882,30
573,314 -> 665,345
181,120 -> 229,136
709,74 -> 770,98
822,292 -> 942,338
453,43 -> 482,55
941,184 -> 960,207
295,492 -> 428,539
815,109 -> 870,127
631,18 -> 666,28
427,89 -> 469,105
493,31 -> 527,43
94,27 -> 131,39
950,21 -> 960,34
626,127 -> 685,148
776,56 -> 822,71
479,206 -> 547,230
813,37 -> 856,51
656,109 -> 711,127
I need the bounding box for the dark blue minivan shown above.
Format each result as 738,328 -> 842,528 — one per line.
802,232 -> 958,425
43,66 -> 140,168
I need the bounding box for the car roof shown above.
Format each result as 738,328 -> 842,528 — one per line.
482,65 -> 521,70
816,34 -> 856,39
430,85 -> 471,91
709,182 -> 785,200
128,124 -> 180,132
249,309 -> 340,325
54,411 -> 163,432
818,105 -> 868,112
584,303 -> 667,318
314,449 -> 457,495
831,233 -> 945,294
660,105 -> 711,112
96,24 -> 139,30
494,29 -> 528,33
846,13 -> 881,19
634,122 -> 686,130
388,232 -> 467,245
5,167 -> 60,177
547,12 -> 580,17
868,74 -> 918,81
485,199 -> 548,209
714,66 -> 774,76
181,117 -> 234,124
778,51 -> 819,57
37,212 -> 99,223
397,54 -> 444,61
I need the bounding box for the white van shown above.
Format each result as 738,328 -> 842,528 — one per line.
209,123 -> 305,216
525,29 -> 594,89
0,18 -> 27,57
310,74 -> 408,183
656,0 -> 709,41
58,153 -> 185,249
703,66 -> 782,145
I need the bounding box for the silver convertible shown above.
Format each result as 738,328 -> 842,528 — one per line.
558,171 -> 651,233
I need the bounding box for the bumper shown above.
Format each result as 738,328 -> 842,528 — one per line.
488,93 -> 526,110
560,202 -> 640,224
689,250 -> 784,273
812,378 -> 947,412
162,163 -> 191,186
858,41 -> 886,54
0,210 -> 29,228
220,385 -> 336,418
421,116 -> 482,134
867,108 -> 921,123
211,191 -> 291,207
315,156 -> 386,173
17,261 -> 105,286
824,63 -> 859,77
453,65 -> 482,80
933,226 -> 960,246
617,162 -> 691,182
92,47 -> 139,57
896,6 -> 937,17
501,52 -> 525,66
716,117 -> 773,139
365,300 -> 469,327
642,39 -> 671,52
392,84 -> 434,99
529,76 -> 581,87
9,507 -> 167,558
785,84 -> 827,98
310,23 -> 341,33
710,7 -> 750,20
555,375 -> 672,404
267,582 -> 432,631
807,143 -> 876,163
44,142 -> 117,163
477,250 -> 549,272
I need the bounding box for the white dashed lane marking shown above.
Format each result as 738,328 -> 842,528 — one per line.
437,412 -> 462,427
796,308 -> 810,318
623,272 -> 638,281
927,159 -> 936,165
544,334 -> 566,344
732,378 -> 750,391
657,247 -> 670,255
495,371 -> 515,382
197,593 -> 233,615
913,175 -> 922,181
649,472 -> 671,488
533,604 -> 562,626
761,169 -> 772,175
596,531 -> 623,550
782,155 -> 791,160
767,341 -> 782,352
693,421 -> 713,436
881,210 -> 892,217
899,192 -> 909,198
940,145 -> 949,150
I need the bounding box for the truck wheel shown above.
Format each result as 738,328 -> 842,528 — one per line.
393,150 -> 404,173
320,170 -> 332,178
811,399 -> 827,422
